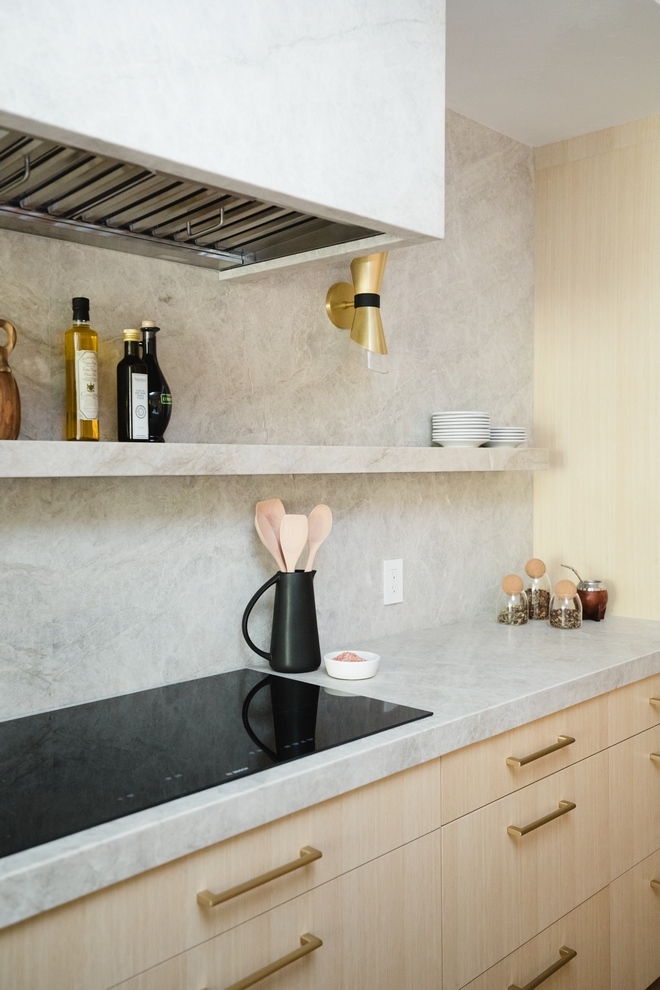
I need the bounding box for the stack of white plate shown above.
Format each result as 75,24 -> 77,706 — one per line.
484,427 -> 527,448
431,411 -> 490,448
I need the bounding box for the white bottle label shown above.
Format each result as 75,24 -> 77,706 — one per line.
75,349 -> 98,420
131,373 -> 149,440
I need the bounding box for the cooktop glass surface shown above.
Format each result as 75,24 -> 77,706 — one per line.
0,668 -> 431,858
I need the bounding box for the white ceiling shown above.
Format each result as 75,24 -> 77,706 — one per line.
446,0 -> 660,147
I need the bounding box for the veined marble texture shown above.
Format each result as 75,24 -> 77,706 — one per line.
0,111 -> 534,718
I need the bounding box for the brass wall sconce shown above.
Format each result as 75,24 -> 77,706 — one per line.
325,252 -> 388,374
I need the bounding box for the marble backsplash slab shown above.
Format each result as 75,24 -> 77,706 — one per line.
0,111 -> 534,718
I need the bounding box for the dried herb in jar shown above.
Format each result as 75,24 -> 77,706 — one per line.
549,607 -> 581,629
498,604 -> 528,625
526,588 -> 550,620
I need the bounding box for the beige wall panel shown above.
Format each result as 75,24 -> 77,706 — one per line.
115,831 -> 443,990
442,749 -> 610,990
441,693 -> 607,823
0,760 -> 441,990
534,121 -> 660,620
462,887 -> 609,990
610,848 -> 660,990
609,724 -> 660,879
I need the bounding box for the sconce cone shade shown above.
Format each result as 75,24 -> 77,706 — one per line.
325,252 -> 389,374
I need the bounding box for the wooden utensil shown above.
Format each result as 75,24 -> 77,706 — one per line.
256,498 -> 285,557
0,319 -> 20,440
279,514 -> 309,572
305,504 -> 333,572
254,512 -> 286,571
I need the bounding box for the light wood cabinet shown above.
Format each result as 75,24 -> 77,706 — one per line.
608,673 -> 660,745
115,830 -> 443,990
0,758 -> 441,990
442,749 -> 610,990
610,848 -> 660,990
609,723 -> 660,879
441,694 -> 608,823
461,887 -> 610,990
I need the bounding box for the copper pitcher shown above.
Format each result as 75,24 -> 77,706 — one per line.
0,319 -> 20,440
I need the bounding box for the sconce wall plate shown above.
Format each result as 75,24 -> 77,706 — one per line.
325,282 -> 355,329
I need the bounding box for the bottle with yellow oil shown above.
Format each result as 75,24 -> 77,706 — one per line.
65,297 -> 99,440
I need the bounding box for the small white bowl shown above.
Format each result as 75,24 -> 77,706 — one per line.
324,650 -> 380,679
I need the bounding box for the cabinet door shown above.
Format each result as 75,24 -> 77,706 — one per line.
442,749 -> 610,990
609,724 -> 660,879
608,673 -> 660,745
0,759 -> 441,990
610,848 -> 660,990
116,830 -> 443,990
461,887 -> 609,990
441,694 -> 608,823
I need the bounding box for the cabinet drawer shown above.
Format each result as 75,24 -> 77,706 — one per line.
116,830 -> 443,990
610,848 -> 660,990
0,759 -> 441,990
461,887 -> 609,990
442,749 -> 610,990
441,695 -> 607,823
609,673 -> 660,745
609,724 -> 660,878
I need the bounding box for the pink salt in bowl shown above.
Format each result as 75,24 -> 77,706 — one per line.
323,650 -> 380,680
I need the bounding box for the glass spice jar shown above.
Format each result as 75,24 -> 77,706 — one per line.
525,558 -> 552,620
549,580 -> 583,629
497,574 -> 529,625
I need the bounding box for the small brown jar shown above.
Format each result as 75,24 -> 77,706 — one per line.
577,580 -> 608,621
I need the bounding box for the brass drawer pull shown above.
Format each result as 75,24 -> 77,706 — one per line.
651,753 -> 660,765
651,879 -> 660,890
197,846 -> 322,908
506,735 -> 575,768
650,697 -> 660,709
508,945 -> 576,990
202,933 -> 323,990
508,800 -> 576,838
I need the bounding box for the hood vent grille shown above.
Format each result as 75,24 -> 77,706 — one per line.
0,129 -> 380,271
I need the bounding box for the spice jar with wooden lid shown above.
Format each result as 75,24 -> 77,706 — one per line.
497,575 -> 528,625
525,558 -> 551,620
549,580 -> 582,629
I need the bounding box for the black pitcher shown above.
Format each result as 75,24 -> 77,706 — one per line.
242,570 -> 322,673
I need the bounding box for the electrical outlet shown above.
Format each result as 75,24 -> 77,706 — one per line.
383,559 -> 403,605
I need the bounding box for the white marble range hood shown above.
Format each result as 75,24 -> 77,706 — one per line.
0,0 -> 445,273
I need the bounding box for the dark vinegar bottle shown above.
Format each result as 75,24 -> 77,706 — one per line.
117,329 -> 149,441
140,320 -> 172,442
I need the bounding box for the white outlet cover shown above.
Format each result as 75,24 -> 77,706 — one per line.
383,559 -> 403,605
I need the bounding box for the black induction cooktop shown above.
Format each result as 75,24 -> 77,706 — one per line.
0,668 -> 431,858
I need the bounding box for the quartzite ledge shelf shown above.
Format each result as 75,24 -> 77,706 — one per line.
0,441 -> 548,478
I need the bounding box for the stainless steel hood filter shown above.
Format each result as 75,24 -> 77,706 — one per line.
0,129 -> 380,271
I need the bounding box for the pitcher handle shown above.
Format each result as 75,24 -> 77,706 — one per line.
242,573 -> 280,660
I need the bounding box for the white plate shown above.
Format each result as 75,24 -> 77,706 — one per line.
324,650 -> 380,679
483,440 -> 526,447
433,440 -> 486,448
433,432 -> 490,438
432,411 -> 489,417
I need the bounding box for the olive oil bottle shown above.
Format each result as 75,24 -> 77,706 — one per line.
65,297 -> 99,440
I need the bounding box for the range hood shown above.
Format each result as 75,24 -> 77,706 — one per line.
0,128 -> 382,272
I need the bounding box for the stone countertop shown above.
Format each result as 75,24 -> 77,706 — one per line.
2,615 -> 660,928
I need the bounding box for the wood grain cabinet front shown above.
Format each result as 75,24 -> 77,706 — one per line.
0,759 -> 441,990
608,674 -> 660,745
609,723 -> 660,879
442,749 -> 610,990
610,848 -> 660,990
441,695 -> 608,823
115,830 -> 443,990
461,887 -> 610,990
